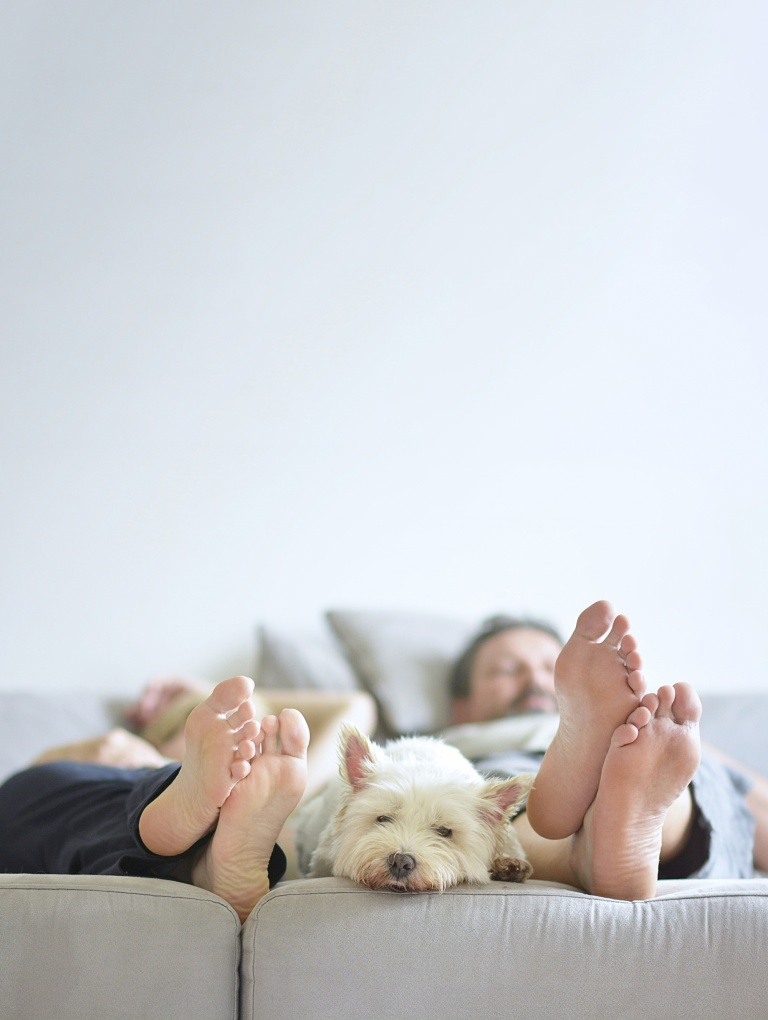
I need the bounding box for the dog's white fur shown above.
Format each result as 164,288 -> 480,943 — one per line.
295,723 -> 535,892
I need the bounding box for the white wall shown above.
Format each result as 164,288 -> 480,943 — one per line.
2,0 -> 766,694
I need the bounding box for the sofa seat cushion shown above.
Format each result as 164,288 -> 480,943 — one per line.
241,876 -> 768,1020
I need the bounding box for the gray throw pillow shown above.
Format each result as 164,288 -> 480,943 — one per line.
256,625 -> 360,692
325,610 -> 475,736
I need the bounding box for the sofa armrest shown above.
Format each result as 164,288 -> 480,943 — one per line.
0,874 -> 240,1020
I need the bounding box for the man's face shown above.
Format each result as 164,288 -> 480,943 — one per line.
455,627 -> 561,724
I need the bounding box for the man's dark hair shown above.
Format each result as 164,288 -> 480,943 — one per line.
449,615 -> 564,700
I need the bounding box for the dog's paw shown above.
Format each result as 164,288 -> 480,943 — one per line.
490,856 -> 534,883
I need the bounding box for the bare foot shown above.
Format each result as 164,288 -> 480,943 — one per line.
31,728 -> 170,769
570,683 -> 702,900
526,600 -> 647,840
191,709 -> 309,922
138,676 -> 261,856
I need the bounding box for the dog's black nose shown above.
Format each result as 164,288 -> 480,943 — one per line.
388,853 -> 416,879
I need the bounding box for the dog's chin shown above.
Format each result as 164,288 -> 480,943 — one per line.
362,871 -> 423,893
386,881 -> 412,893
357,865 -> 455,894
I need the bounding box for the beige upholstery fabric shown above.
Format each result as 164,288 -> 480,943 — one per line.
0,875 -> 240,1020
241,877 -> 768,1020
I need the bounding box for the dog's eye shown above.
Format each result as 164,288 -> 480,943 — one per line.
435,826 -> 453,838
376,815 -> 393,824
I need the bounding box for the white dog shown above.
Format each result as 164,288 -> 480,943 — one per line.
295,724 -> 535,892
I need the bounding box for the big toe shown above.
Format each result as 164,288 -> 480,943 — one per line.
206,676 -> 255,714
575,600 -> 617,641
277,709 -> 310,758
670,682 -> 702,725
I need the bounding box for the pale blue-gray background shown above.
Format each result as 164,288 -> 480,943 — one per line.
1,1 -> 766,693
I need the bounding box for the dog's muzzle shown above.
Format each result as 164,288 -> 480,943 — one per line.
388,852 -> 416,887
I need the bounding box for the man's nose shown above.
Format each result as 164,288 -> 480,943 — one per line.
521,673 -> 551,698
516,665 -> 536,686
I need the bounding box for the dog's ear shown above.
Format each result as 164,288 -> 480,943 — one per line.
479,773 -> 535,825
339,723 -> 375,792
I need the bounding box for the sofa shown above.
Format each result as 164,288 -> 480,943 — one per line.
2,609 -> 768,1020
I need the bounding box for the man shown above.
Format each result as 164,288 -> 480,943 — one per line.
445,600 -> 767,898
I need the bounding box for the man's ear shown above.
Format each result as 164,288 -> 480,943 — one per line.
451,698 -> 472,726
339,723 -> 375,792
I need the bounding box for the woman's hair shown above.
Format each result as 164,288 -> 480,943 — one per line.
449,614 -> 564,699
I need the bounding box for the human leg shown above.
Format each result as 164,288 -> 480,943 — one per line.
741,781 -> 768,871
31,729 -> 171,769
33,682 -> 373,850
525,600 -> 647,840
126,676 -> 263,762
682,745 -> 763,876
512,685 -> 702,899
513,793 -> 700,888
699,744 -> 768,872
134,683 -> 309,920
137,676 -> 262,856
1,676 -> 307,919
569,683 -> 701,898
1,676 -> 264,875
124,675 -> 212,735
252,690 -> 376,878
189,709 -> 309,921
0,760 -> 190,876
128,677 -> 375,796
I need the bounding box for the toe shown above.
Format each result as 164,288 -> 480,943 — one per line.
619,633 -> 638,658
235,737 -> 257,761
228,699 -> 257,729
610,722 -> 639,748
236,719 -> 260,744
626,705 -> 651,730
624,649 -> 643,672
641,691 -> 660,715
575,600 -> 616,641
626,669 -> 646,696
656,685 -> 676,714
230,759 -> 251,782
670,683 -> 702,724
207,676 -> 254,714
278,709 -> 311,758
260,715 -> 279,754
605,613 -> 631,648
